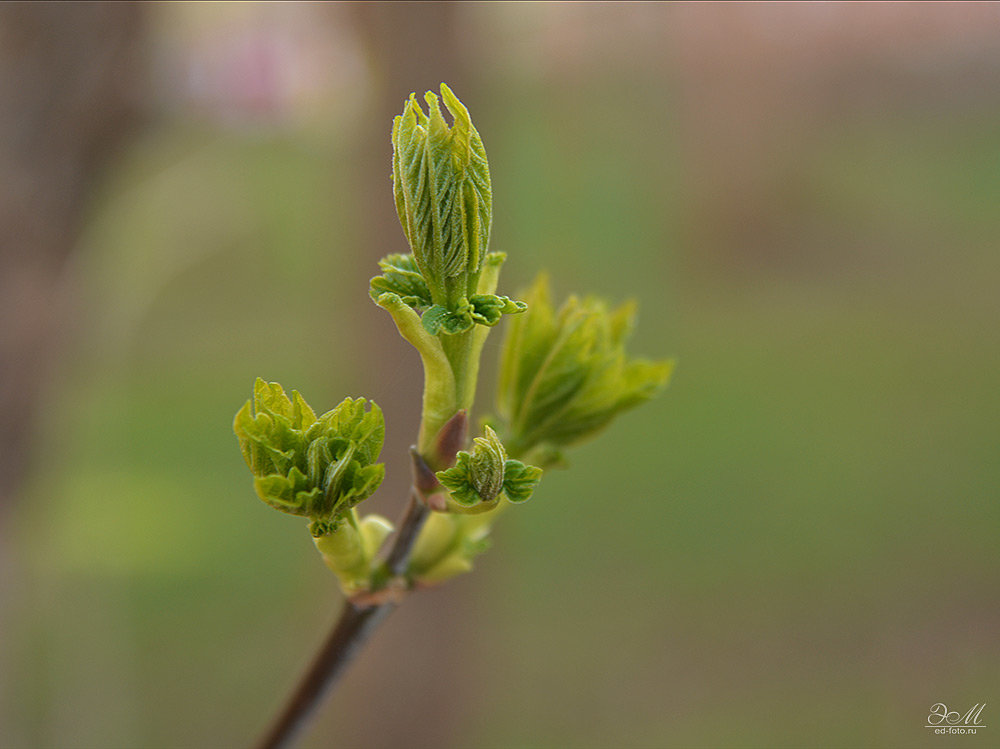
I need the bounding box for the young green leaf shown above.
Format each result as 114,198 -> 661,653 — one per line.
369,253 -> 432,310
234,379 -> 386,531
435,426 -> 542,512
495,275 -> 674,461
469,294 -> 527,326
501,459 -> 543,503
421,304 -> 473,336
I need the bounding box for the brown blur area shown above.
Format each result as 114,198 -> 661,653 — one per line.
0,2 -> 144,509
2,3 -> 998,748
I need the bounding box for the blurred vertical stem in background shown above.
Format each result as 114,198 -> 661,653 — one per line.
0,2 -> 146,512
0,10 -> 146,739
241,80 -> 671,749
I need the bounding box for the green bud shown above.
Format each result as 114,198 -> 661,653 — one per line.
436,426 -> 542,512
386,83 -> 526,340
495,274 -> 674,462
467,425 -> 506,502
234,379 -> 386,531
392,83 -> 492,307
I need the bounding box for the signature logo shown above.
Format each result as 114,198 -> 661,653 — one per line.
926,703 -> 987,734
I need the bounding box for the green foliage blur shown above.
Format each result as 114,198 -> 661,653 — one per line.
4,4 -> 999,748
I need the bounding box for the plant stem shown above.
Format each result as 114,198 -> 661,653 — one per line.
256,280 -> 482,748
254,601 -> 392,749
254,496 -> 429,749
441,330 -> 477,418
383,494 -> 430,576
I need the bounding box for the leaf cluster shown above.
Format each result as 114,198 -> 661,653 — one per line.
232,84 -> 675,597
496,275 -> 674,463
371,252 -> 526,338
234,379 -> 385,534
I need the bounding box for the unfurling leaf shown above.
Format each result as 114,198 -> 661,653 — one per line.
501,459 -> 543,503
469,294 -> 527,326
421,304 -> 473,336
495,274 -> 673,462
234,379 -> 385,531
436,426 -> 542,512
418,295 -> 527,336
369,253 -> 432,310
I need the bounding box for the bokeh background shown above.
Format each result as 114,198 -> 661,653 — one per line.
2,3 -> 998,748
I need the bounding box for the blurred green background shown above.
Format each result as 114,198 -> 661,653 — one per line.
2,3 -> 998,748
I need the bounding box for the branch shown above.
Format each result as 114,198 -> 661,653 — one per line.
383,492 -> 430,577
254,496 -> 429,749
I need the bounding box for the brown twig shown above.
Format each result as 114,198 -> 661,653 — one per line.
253,496 -> 429,749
